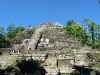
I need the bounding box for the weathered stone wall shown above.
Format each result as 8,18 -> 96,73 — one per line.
0,55 -> 18,69
36,23 -> 86,51
11,26 -> 36,45
0,48 -> 11,54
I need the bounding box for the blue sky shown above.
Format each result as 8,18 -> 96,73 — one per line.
0,0 -> 100,30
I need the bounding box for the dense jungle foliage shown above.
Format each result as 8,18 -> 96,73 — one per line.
63,18 -> 100,49
0,23 -> 25,48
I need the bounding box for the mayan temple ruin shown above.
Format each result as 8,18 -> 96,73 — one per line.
0,22 -> 100,75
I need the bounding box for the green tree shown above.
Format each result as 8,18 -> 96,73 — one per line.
0,26 -> 4,34
0,26 -> 5,48
6,23 -> 16,40
66,19 -> 75,25
14,25 -> 25,35
7,23 -> 16,31
0,34 -> 5,48
87,21 -> 95,44
83,18 -> 100,48
63,20 -> 88,45
0,24 -> 25,48
6,23 -> 25,41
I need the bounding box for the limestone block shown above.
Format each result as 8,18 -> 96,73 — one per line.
47,44 -> 54,48
44,66 -> 59,74
75,54 -> 89,66
57,54 -> 74,60
53,22 -> 63,27
32,53 -> 47,61
46,38 -> 49,43
60,66 -> 74,73
70,60 -> 75,65
45,57 -> 57,67
40,38 -> 44,42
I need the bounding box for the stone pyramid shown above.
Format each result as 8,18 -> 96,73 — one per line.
11,22 -> 91,54
1,22 -> 99,75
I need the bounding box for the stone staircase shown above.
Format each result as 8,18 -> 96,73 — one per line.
28,25 -> 46,50
11,26 -> 37,53
15,25 -> 46,53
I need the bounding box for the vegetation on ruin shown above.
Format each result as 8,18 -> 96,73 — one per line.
42,27 -> 52,38
63,18 -> 100,49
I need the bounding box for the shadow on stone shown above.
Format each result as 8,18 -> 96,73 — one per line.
0,59 -> 46,75
0,52 -> 2,55
70,65 -> 100,75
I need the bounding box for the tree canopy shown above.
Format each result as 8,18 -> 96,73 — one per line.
63,19 -> 100,49
0,24 -> 25,48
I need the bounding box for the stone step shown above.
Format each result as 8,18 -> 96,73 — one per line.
44,66 -> 59,75
59,66 -> 74,73
28,25 -> 46,50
